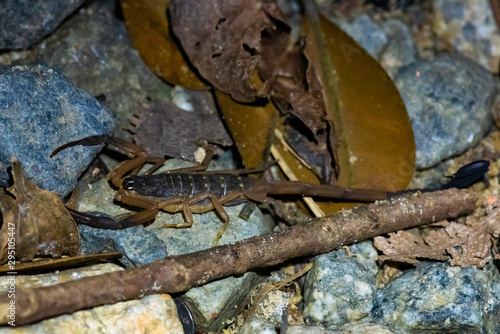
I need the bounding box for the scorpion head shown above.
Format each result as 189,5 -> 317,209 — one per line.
122,177 -> 135,190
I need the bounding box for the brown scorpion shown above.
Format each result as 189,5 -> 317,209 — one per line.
50,135 -> 391,246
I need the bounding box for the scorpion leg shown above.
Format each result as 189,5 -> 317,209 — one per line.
187,192 -> 242,246
159,197 -> 195,228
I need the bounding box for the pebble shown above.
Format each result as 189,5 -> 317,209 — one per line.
303,242 -> 379,329
433,0 -> 500,72
372,261 -> 500,332
0,65 -> 115,197
395,55 -> 497,169
0,0 -> 85,49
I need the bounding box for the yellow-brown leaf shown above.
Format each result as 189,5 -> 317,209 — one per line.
121,0 -> 206,89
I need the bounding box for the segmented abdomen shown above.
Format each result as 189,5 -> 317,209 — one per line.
127,173 -> 253,199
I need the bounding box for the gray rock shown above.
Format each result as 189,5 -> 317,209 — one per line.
34,1 -> 172,140
372,261 -> 500,333
433,0 -> 500,72
380,19 -> 417,79
78,224 -> 169,268
0,65 -> 115,196
395,55 -> 496,169
0,264 -> 184,333
303,242 -> 379,329
238,318 -> 280,333
0,0 -> 85,49
335,14 -> 388,60
320,13 -> 416,79
286,318 -> 394,334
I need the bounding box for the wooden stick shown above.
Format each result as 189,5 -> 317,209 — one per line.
1,189 -> 477,326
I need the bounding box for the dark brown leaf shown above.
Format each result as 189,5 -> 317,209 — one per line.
259,23 -> 326,134
169,0 -> 282,102
131,92 -> 233,162
0,160 -> 79,264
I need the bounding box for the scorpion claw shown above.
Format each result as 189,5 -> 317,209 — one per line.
50,135 -> 112,158
66,207 -> 127,230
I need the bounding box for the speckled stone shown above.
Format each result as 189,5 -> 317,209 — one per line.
372,261 -> 500,333
78,223 -> 169,268
303,242 -> 379,329
34,0 -> 172,140
287,318 -> 395,334
0,0 -> 85,49
0,263 -> 184,333
247,289 -> 297,328
395,55 -> 496,169
0,65 -> 115,197
380,19 -> 417,79
334,14 -> 388,60
433,0 -> 500,72
238,318 -> 279,334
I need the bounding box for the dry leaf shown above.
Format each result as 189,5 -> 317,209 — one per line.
302,0 -> 415,193
375,203 -> 500,268
121,0 -> 206,89
169,0 -> 281,102
374,230 -> 450,264
131,92 -> 232,162
216,89 -> 277,168
259,23 -> 327,134
0,160 -> 79,264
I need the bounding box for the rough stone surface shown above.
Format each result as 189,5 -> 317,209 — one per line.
319,12 -> 416,79
0,264 -> 184,333
248,288 -> 297,328
0,0 -> 85,49
372,261 -> 500,333
0,65 -> 115,197
287,318 -> 394,334
395,55 -> 496,169
335,14 -> 388,60
303,242 -> 379,329
380,19 -> 417,79
238,318 -> 279,334
78,223 -> 169,268
433,0 -> 500,72
34,1 -> 172,140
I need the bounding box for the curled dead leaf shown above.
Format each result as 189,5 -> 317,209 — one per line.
169,0 -> 281,102
0,160 -> 79,264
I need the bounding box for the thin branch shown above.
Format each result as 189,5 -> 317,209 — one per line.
1,189 -> 477,326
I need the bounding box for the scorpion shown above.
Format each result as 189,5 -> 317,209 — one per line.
51,135 -> 489,246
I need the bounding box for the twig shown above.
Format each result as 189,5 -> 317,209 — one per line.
270,143 -> 325,217
0,189 -> 477,326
